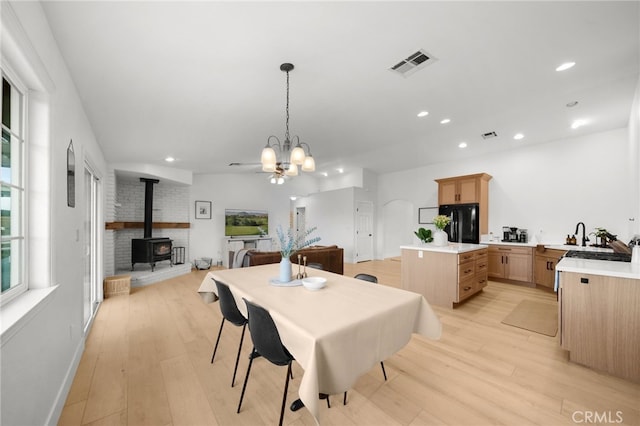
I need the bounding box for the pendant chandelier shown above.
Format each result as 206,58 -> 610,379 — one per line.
261,63 -> 315,184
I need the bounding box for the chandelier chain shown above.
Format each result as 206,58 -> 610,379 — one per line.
285,69 -> 290,143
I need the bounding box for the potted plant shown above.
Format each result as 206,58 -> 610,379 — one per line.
275,225 -> 321,282
414,227 -> 433,244
432,215 -> 451,246
590,227 -> 609,247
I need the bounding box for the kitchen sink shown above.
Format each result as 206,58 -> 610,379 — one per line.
564,250 -> 631,262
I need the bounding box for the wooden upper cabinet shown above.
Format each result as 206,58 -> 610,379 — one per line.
436,173 -> 492,235
435,173 -> 491,205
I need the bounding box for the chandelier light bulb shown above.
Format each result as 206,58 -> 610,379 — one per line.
285,163 -> 298,176
261,145 -> 276,165
262,162 -> 276,173
277,177 -> 284,185
270,177 -> 277,184
302,155 -> 315,172
290,144 -> 306,165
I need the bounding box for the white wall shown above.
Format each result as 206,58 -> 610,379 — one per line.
1,2 -> 107,425
294,187 -> 356,261
377,127 -> 634,258
628,77 -> 640,238
189,173 -> 319,264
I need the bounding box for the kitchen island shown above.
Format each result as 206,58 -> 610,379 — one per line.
401,243 -> 488,308
557,257 -> 640,383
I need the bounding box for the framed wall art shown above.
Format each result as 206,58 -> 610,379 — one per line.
418,206 -> 438,224
195,200 -> 212,219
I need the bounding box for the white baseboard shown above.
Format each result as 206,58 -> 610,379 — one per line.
45,326 -> 87,425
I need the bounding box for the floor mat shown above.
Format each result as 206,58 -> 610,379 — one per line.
501,299 -> 558,337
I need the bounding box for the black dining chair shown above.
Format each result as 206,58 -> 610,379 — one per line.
354,273 -> 378,283
307,262 -> 323,270
342,273 -> 388,405
237,299 -> 330,424
237,299 -> 295,426
211,279 -> 248,387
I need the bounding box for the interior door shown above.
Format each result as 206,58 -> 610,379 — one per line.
355,201 -> 374,262
83,164 -> 101,332
295,207 -> 306,241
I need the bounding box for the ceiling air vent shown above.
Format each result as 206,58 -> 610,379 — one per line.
481,131 -> 498,140
390,49 -> 437,77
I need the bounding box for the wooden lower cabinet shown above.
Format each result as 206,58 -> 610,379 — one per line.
534,247 -> 566,288
488,245 -> 533,283
559,271 -> 640,383
401,247 -> 488,308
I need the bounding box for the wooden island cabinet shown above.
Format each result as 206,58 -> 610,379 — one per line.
401,244 -> 488,308
557,262 -> 640,383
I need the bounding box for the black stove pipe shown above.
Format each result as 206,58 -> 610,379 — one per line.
140,178 -> 159,239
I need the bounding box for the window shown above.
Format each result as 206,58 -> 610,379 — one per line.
1,71 -> 26,303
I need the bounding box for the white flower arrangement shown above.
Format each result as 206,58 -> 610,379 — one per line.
276,225 -> 321,258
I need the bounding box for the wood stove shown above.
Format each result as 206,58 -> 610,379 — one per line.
131,178 -> 172,271
132,237 -> 172,271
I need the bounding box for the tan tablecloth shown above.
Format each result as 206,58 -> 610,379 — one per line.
198,264 -> 442,423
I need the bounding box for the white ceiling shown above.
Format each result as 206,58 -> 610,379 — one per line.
41,1 -> 639,178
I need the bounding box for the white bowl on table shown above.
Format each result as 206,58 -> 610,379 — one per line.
301,276 -> 327,291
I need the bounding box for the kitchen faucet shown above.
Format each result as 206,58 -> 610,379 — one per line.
575,222 -> 589,247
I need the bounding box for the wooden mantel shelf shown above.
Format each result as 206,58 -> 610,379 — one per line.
105,222 -> 190,230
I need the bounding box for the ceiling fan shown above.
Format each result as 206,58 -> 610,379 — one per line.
228,162 -> 288,184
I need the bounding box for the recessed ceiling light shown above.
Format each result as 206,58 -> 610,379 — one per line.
566,101 -> 579,107
440,118 -> 451,124
417,111 -> 429,118
571,119 -> 588,129
458,142 -> 467,149
321,172 -> 328,177
337,168 -> 344,174
165,156 -> 175,162
290,196 -> 297,201
556,62 -> 575,72
513,133 -> 524,140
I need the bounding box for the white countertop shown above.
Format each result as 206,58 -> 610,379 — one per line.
401,243 -> 488,254
557,257 -> 640,280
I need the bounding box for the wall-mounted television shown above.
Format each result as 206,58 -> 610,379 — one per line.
225,209 -> 269,237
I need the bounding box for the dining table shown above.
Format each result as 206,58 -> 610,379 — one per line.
197,264 -> 442,423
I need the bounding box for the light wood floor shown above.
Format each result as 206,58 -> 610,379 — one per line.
59,259 -> 640,425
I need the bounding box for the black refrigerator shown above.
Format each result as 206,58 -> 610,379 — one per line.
438,203 -> 480,244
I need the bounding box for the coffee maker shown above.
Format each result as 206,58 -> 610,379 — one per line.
502,227 -> 528,243
502,227 -> 519,242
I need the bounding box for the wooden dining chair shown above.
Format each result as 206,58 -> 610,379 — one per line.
342,273 -> 388,405
211,279 -> 248,387
237,299 -> 295,426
